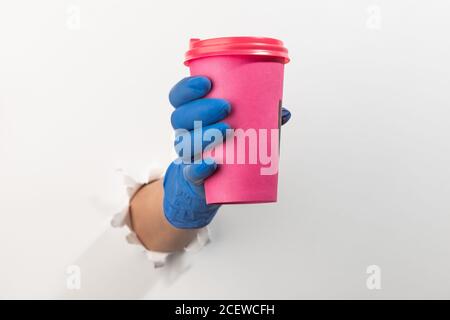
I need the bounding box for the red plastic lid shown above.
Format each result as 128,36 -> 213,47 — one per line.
184,36 -> 290,66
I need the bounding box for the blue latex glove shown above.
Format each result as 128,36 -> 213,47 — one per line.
163,76 -> 292,229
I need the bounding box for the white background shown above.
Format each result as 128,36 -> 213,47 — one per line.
1,0 -> 450,299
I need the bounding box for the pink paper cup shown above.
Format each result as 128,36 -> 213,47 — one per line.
184,37 -> 290,204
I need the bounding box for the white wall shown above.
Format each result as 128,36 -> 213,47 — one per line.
1,0 -> 450,299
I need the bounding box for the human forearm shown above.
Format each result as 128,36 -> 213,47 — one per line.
129,179 -> 198,252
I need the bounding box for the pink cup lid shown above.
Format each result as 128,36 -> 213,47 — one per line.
184,36 -> 290,66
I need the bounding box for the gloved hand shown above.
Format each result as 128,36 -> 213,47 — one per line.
163,76 -> 292,229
